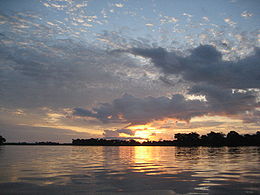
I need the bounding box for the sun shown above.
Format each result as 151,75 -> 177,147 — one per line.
134,130 -> 151,139
128,124 -> 159,141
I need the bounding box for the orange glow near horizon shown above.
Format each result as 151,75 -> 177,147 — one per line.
128,124 -> 154,130
134,130 -> 151,140
128,123 -> 163,141
126,116 -> 247,142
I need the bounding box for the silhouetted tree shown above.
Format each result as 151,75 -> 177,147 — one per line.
226,131 -> 243,146
200,135 -> 208,146
175,132 -> 200,146
175,133 -> 186,143
0,135 -> 6,145
72,131 -> 260,146
243,131 -> 260,146
72,138 -> 142,146
200,131 -> 226,146
204,131 -> 225,146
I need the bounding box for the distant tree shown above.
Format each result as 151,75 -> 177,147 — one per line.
0,135 -> 6,145
226,131 -> 243,146
250,131 -> 260,146
175,133 -> 186,143
200,135 -> 208,146
206,131 -> 225,146
71,131 -> 260,146
256,132 -> 260,146
188,132 -> 200,142
175,132 -> 200,146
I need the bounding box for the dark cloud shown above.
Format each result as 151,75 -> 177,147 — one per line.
103,130 -> 119,137
74,44 -> 260,125
117,128 -> 135,136
189,84 -> 258,115
102,128 -> 135,138
74,93 -> 208,124
73,108 -> 97,117
95,44 -> 259,124
73,90 -> 259,124
130,45 -> 260,89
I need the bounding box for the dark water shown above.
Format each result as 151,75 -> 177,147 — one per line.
0,146 -> 260,194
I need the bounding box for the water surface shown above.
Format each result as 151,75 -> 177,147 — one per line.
0,146 -> 259,194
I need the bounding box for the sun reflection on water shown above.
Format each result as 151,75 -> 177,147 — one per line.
132,146 -> 180,175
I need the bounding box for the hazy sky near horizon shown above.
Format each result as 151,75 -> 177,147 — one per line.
0,0 -> 259,142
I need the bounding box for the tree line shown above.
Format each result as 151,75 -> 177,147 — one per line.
72,131 -> 260,146
1,131 -> 259,146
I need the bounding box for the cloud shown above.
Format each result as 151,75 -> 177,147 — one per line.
241,110 -> 260,124
224,18 -> 236,27
74,90 -> 259,125
74,45 -> 260,125
241,11 -> 253,18
130,45 -> 260,122
73,108 -> 97,117
102,128 -> 135,139
74,93 -> 208,125
189,84 -> 258,116
117,128 -> 135,136
0,36 -> 171,109
103,130 -> 119,137
114,3 -> 124,8
129,45 -> 260,89
1,10 -> 179,110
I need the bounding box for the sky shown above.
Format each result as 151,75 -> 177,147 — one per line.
0,0 -> 259,143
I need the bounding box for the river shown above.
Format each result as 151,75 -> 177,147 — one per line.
0,146 -> 259,194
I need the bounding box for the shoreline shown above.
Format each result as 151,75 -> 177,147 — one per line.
2,143 -> 260,147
